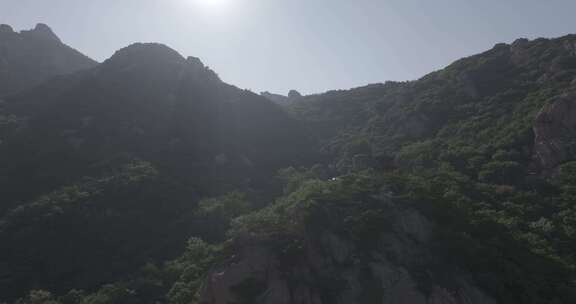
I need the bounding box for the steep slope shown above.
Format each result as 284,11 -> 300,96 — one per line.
0,42 -> 312,299
0,23 -> 97,96
290,35 -> 576,174
186,36 -> 576,304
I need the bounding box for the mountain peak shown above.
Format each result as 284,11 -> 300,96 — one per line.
34,23 -> 52,32
261,89 -> 303,105
104,43 -> 186,69
0,23 -> 97,96
19,23 -> 61,42
186,56 -> 206,69
101,43 -> 221,85
0,24 -> 14,34
111,43 -> 184,60
288,89 -> 303,99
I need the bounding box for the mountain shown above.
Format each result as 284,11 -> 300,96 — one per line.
0,23 -> 97,96
0,41 -> 312,299
0,42 -> 311,207
236,35 -> 576,303
197,36 -> 576,303
2,26 -> 576,304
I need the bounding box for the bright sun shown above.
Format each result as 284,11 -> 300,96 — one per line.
194,0 -> 231,10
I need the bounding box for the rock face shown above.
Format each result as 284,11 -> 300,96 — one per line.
533,93 -> 576,172
200,203 -> 496,304
288,89 -> 303,99
261,90 -> 303,105
261,91 -> 290,104
0,23 -> 97,96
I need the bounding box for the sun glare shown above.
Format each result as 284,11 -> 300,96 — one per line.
199,0 -> 229,7
192,0 -> 232,12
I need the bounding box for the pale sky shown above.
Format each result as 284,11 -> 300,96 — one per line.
2,0 -> 576,94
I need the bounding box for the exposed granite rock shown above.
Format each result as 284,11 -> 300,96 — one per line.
199,202 -> 496,304
288,89 -> 303,99
261,91 -> 289,104
533,93 -> 576,172
261,90 -> 303,105
510,38 -> 532,66
21,23 -> 61,42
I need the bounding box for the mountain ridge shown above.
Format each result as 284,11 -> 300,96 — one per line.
0,23 -> 97,97
1,24 -> 576,304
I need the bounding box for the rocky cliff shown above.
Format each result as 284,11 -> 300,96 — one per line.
200,194 -> 495,304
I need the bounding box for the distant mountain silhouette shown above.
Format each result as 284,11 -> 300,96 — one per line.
0,23 -> 97,96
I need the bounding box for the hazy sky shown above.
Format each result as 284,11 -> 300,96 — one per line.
2,0 -> 576,94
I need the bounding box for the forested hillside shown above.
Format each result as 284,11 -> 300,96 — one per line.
1,26 -> 576,304
0,38 -> 312,300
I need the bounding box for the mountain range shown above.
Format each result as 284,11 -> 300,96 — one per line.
1,24 -> 575,304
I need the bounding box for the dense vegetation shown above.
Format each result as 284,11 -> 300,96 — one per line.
0,42 -> 312,300
284,35 -> 576,302
2,29 -> 576,303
